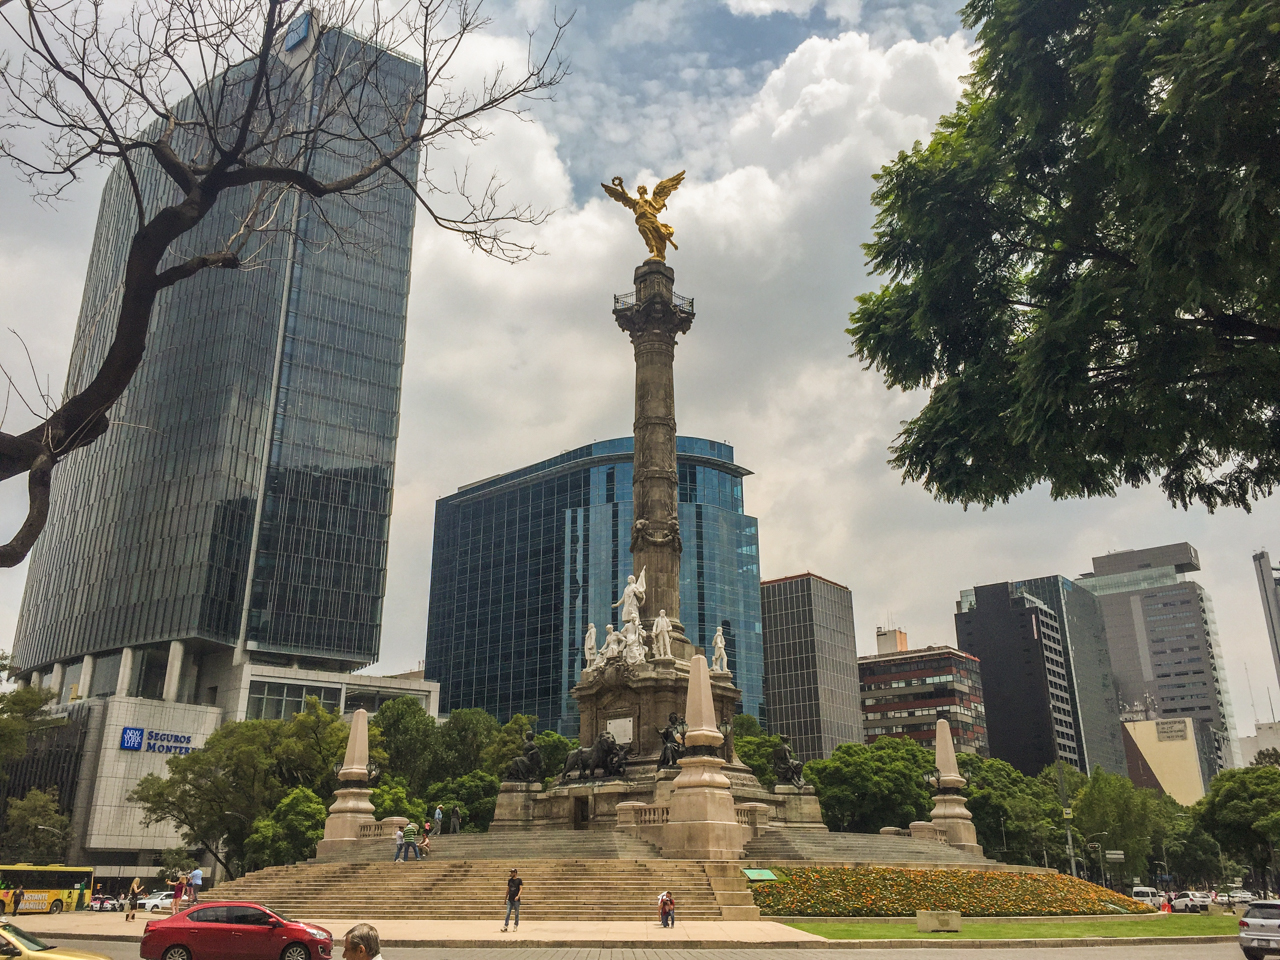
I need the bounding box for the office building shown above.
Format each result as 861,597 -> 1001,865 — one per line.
1011,576 -> 1128,775
5,18 -> 431,877
1256,550 -> 1280,690
760,573 -> 862,762
955,584 -> 1084,775
1076,543 -> 1239,768
425,437 -> 763,737
858,642 -> 987,755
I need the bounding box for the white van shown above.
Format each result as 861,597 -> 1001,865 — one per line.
1131,886 -> 1162,906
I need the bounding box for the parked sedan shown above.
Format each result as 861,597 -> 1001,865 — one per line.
89,895 -> 120,912
1234,890 -> 1261,905
1239,900 -> 1280,959
1172,890 -> 1213,913
140,901 -> 332,960
0,921 -> 113,958
138,892 -> 176,913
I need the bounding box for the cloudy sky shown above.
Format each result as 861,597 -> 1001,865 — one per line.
3,0 -> 1279,738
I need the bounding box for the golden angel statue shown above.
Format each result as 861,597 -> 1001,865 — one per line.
601,171 -> 685,261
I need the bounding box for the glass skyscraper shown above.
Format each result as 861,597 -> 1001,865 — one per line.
12,22 -> 418,692
424,437 -> 764,737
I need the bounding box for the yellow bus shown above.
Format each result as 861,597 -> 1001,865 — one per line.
0,866 -> 93,914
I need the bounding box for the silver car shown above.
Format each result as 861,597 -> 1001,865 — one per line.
1240,901 -> 1280,960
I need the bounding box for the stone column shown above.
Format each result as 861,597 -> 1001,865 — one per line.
318,708 -> 376,856
162,640 -> 185,703
116,647 -> 135,697
613,260 -> 695,656
659,654 -> 745,860
48,662 -> 65,701
30,670 -> 43,690
78,655 -> 96,702
925,718 -> 982,855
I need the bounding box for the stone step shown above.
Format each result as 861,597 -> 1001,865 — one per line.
743,829 -> 994,865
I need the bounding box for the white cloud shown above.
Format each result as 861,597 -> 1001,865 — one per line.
3,12 -> 1278,745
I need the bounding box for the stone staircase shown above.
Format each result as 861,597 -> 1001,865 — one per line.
314,829 -> 661,863
744,828 -> 996,867
213,832 -> 758,920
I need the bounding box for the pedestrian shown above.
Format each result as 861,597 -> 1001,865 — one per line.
188,865 -> 202,904
451,805 -> 461,834
393,825 -> 405,862
341,922 -> 384,960
434,804 -> 444,836
419,823 -> 430,857
168,874 -> 186,915
501,867 -> 522,932
125,877 -> 143,922
401,820 -> 420,861
659,891 -> 675,927
10,884 -> 22,916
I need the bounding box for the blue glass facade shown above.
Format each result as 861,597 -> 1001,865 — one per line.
425,437 -> 763,737
12,29 -> 418,676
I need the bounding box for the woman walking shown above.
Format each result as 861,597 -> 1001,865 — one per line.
168,874 -> 186,915
125,877 -> 143,922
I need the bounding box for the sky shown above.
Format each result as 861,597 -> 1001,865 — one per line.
2,0 -> 1279,738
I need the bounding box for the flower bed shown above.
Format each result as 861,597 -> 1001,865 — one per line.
752,867 -> 1156,917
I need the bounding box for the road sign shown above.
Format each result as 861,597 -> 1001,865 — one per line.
1105,850 -> 1125,861
1086,842 -> 1101,851
1063,807 -> 1073,819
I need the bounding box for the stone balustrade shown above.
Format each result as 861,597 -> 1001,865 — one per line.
358,816 -> 409,839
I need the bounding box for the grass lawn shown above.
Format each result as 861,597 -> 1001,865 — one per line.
788,915 -> 1241,940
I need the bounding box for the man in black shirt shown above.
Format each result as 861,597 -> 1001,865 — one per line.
501,867 -> 522,932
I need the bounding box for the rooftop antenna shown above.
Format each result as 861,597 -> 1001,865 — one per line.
1248,671 -> 1261,725
1270,688 -> 1277,725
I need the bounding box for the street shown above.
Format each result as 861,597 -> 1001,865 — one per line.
61,941 -> 1247,960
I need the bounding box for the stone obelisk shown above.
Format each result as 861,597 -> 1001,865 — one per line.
613,260 -> 695,658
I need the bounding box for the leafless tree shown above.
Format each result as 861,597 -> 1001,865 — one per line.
0,0 -> 567,566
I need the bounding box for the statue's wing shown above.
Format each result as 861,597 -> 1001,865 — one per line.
651,170 -> 685,207
601,180 -> 638,211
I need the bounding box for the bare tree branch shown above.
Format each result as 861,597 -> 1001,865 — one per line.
0,0 -> 570,565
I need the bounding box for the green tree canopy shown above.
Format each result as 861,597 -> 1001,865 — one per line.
480,714 -> 538,777
534,730 -> 576,786
1252,747 -> 1280,767
735,730 -> 784,790
849,0 -> 1280,511
425,771 -> 500,832
434,709 -> 501,783
156,848 -> 198,882
805,736 -> 934,833
369,776 -> 429,825
242,787 -> 327,872
1071,768 -> 1159,878
1196,764 -> 1280,883
370,696 -> 439,796
0,787 -> 68,864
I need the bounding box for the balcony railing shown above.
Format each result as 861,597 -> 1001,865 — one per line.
613,290 -> 694,312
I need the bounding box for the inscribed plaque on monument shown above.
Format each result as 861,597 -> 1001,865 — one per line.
607,717 -> 634,745
1156,719 -> 1188,741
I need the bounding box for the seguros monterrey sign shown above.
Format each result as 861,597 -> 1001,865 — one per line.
120,726 -> 197,755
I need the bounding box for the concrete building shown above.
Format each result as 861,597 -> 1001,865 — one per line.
1076,543 -> 1240,768
858,643 -> 988,755
1122,716 -> 1221,805
1239,720 -> 1280,766
3,18 -> 434,879
425,437 -> 764,737
955,584 -> 1085,775
760,573 -> 862,762
1256,550 -> 1280,691
875,627 -> 908,655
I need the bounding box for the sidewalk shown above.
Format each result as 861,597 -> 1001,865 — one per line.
9,913 -> 828,948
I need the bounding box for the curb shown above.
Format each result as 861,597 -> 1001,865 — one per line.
30,929 -> 1240,950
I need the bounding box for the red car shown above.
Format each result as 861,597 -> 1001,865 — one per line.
140,901 -> 332,960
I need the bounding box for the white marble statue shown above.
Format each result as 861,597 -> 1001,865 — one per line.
710,625 -> 729,673
601,625 -> 623,660
583,623 -> 597,669
623,620 -> 648,666
651,609 -> 673,659
613,567 -> 647,626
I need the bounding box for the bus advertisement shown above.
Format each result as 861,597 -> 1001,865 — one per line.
0,866 -> 93,914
